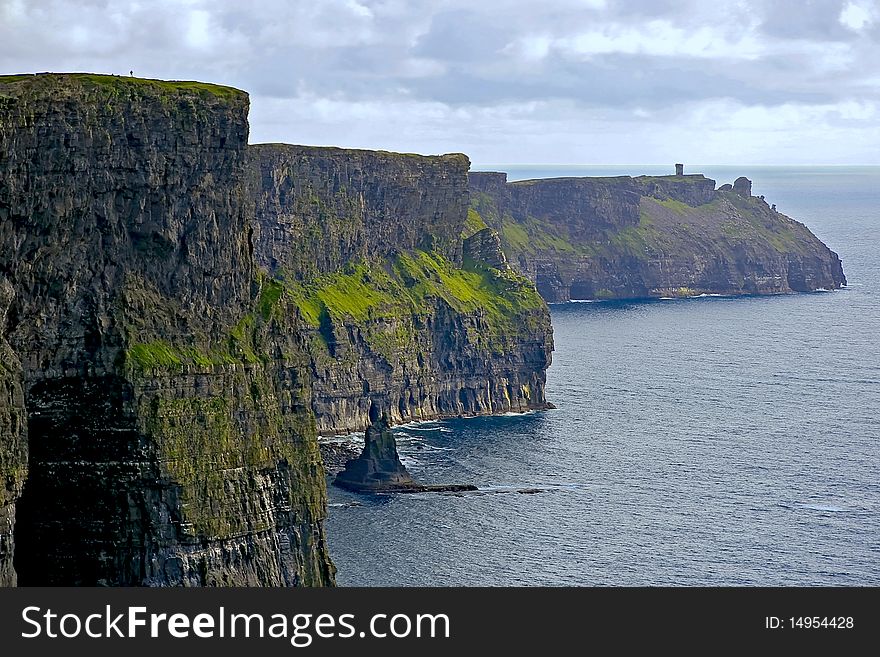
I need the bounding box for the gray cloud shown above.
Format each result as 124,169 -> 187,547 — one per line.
1,0 -> 879,163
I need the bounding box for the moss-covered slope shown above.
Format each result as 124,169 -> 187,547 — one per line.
470,171 -> 846,302
252,146 -> 553,434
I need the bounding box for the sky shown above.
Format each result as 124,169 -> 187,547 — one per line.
2,0 -> 879,164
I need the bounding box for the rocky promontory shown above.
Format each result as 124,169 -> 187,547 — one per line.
469,170 -> 846,302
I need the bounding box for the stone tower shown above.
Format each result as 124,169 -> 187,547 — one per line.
675,163 -> 684,176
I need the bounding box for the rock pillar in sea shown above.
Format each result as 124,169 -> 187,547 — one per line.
334,404 -> 416,492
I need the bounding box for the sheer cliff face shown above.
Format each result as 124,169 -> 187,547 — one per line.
0,74 -> 334,586
470,172 -> 846,302
252,146 -> 553,434
0,279 -> 25,585
253,145 -> 468,276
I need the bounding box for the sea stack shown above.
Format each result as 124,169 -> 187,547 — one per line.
334,405 -> 416,492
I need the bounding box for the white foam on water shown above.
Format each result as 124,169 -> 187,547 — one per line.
321,432 -> 364,444
794,502 -> 847,512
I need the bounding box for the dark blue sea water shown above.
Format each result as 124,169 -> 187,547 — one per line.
326,166 -> 880,586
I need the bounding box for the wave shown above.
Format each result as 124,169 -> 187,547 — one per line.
792,502 -> 847,512
321,433 -> 364,443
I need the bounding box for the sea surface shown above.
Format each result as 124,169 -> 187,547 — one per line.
326,165 -> 880,586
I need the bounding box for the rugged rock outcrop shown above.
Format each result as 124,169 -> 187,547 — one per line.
470,171 -> 846,302
0,73 -> 334,586
252,146 -> 554,435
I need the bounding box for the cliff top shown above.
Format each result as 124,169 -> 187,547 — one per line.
252,142 -> 469,166
0,72 -> 246,101
510,175 -> 635,186
635,174 -> 713,185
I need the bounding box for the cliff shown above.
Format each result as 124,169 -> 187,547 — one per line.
470,171 -> 846,302
0,278 -> 25,585
0,73 -> 334,586
252,145 -> 553,434
0,73 -> 554,586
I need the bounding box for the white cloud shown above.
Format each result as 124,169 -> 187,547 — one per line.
185,10 -> 211,50
839,1 -> 874,30
1,0 -> 879,163
557,21 -> 762,60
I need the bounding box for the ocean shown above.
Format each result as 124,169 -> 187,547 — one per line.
326,165 -> 880,586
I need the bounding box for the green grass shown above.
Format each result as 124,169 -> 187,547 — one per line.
126,315 -> 266,373
719,192 -> 804,253
258,279 -> 284,320
281,249 -> 547,358
657,198 -> 692,215
462,208 -> 489,238
496,214 -> 579,257
0,73 -> 244,99
500,221 -> 531,252
127,341 -> 184,370
0,74 -> 35,84
127,244 -> 547,372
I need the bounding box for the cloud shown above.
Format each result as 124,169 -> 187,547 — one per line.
1,0 -> 878,163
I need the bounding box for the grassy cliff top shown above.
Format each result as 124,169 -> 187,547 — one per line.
510,175 -> 635,186
0,72 -> 246,100
635,174 -> 713,184
251,142 -> 469,165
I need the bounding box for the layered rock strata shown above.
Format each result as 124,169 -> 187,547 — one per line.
252,146 -> 554,435
333,408 -> 415,492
